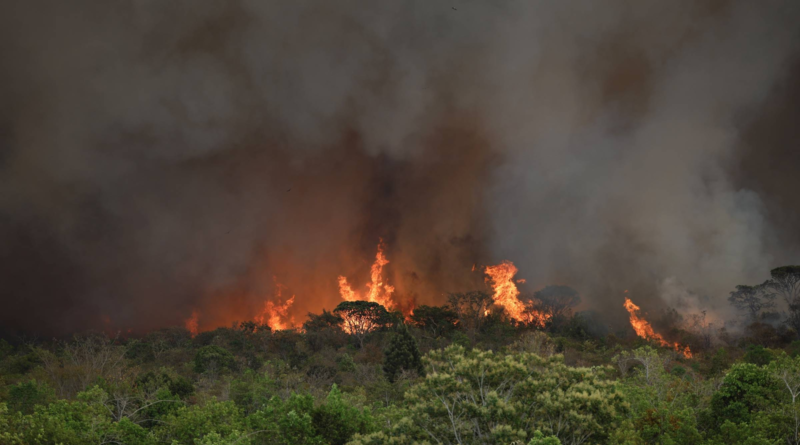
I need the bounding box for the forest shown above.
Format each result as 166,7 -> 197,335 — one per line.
1,266 -> 799,444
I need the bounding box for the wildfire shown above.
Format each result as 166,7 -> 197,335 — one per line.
256,283 -> 296,331
337,240 -> 396,310
484,261 -> 549,326
623,294 -> 692,358
185,310 -> 199,337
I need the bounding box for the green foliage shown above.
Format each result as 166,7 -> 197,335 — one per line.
337,353 -> 356,372
6,381 -> 53,414
245,386 -> 374,445
157,399 -> 247,444
0,386 -> 154,445
383,324 -> 424,382
528,430 -> 562,445
744,345 -> 775,366
706,363 -> 780,429
376,344 -> 627,444
313,384 -> 374,445
194,345 -> 237,374
137,368 -> 194,398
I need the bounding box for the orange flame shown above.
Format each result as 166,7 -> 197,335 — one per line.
338,276 -> 357,301
484,261 -> 549,326
185,310 -> 199,337
338,240 -> 395,310
256,283 -> 296,331
623,295 -> 692,358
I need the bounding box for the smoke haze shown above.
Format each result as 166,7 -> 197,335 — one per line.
1,0 -> 799,336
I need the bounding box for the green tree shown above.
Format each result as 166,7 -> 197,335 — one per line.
745,345 -> 775,366
6,381 -> 54,414
383,324 -> 425,382
313,384 -> 375,445
705,363 -> 780,429
194,345 -> 237,374
157,399 -> 248,444
360,345 -> 627,444
528,430 -> 562,445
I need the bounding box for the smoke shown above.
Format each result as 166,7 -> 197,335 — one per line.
1,0 -> 798,336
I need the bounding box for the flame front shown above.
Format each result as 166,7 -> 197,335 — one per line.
256,283 -> 296,331
484,261 -> 549,326
338,240 -> 395,310
623,294 -> 692,358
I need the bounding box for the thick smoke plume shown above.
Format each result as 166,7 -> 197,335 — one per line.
1,0 -> 798,336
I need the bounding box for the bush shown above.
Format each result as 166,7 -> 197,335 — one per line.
744,345 -> 774,366
193,345 -> 236,374
6,381 -> 54,414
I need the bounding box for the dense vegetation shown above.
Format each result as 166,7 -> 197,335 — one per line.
2,267 -> 800,444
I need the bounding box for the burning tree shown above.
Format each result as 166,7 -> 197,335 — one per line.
447,291 -> 493,342
530,285 -> 581,328
333,301 -> 392,348
623,295 -> 692,358
484,261 -> 549,327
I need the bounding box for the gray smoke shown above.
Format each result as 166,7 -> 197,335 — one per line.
1,0 -> 798,335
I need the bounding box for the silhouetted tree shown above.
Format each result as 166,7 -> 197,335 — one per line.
333,301 -> 392,348
532,285 -> 581,320
447,291 -> 493,342
728,283 -> 776,320
409,305 -> 458,338
765,266 -> 800,335
304,310 -> 347,352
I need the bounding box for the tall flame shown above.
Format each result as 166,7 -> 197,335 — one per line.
623,293 -> 692,358
185,310 -> 199,337
338,276 -> 357,301
484,261 -> 549,326
338,240 -> 395,310
256,283 -> 296,331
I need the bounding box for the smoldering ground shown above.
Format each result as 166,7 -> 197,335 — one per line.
1,0 -> 799,336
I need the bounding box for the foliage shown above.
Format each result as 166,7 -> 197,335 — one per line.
705,363 -> 780,428
744,345 -> 775,366
6,380 -> 54,414
409,305 -> 459,338
194,345 -> 237,374
383,324 -> 425,382
367,345 -> 627,444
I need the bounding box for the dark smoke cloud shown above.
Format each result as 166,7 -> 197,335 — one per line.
1,0 -> 798,336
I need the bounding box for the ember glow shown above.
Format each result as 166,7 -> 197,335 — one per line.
338,240 -> 396,310
623,294 -> 692,358
256,283 -> 296,331
184,310 -> 199,337
484,261 -> 549,326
